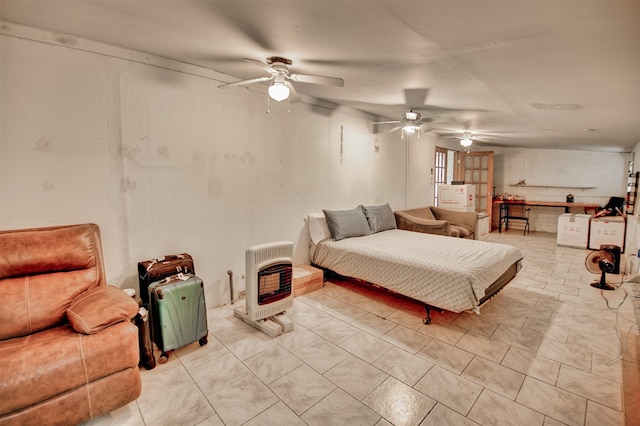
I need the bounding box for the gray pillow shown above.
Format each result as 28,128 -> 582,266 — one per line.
323,206 -> 371,240
363,203 -> 397,233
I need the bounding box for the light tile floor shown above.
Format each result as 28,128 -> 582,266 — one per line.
88,231 -> 640,426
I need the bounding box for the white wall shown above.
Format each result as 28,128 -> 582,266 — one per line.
1,23 -> 632,305
0,24 -> 414,307
491,147 -> 629,232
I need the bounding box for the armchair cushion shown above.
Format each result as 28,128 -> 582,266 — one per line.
430,206 -> 478,231
394,206 -> 478,239
0,322 -> 140,420
394,211 -> 451,236
397,207 -> 436,221
67,285 -> 139,335
449,225 -> 475,238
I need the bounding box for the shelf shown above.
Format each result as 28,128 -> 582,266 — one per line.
509,184 -> 595,189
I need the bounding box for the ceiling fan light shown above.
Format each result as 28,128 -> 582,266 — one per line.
403,125 -> 419,133
406,111 -> 419,120
268,82 -> 290,102
460,137 -> 473,147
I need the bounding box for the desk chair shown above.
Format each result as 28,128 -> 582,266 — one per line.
500,202 -> 531,235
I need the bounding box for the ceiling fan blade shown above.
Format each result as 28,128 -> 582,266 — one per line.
289,73 -> 344,87
372,120 -> 402,125
404,88 -> 429,109
285,81 -> 301,103
428,115 -> 458,123
218,75 -> 273,89
211,3 -> 275,51
416,105 -> 482,114
439,132 -> 491,142
384,125 -> 404,133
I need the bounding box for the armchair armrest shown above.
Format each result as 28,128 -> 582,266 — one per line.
66,285 -> 139,335
430,207 -> 478,229
394,211 -> 452,236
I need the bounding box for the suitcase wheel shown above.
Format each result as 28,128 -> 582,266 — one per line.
159,352 -> 169,364
199,337 -> 208,346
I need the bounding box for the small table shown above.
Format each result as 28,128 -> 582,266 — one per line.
493,200 -> 600,232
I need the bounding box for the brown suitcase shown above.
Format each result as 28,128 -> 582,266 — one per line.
138,254 -> 195,304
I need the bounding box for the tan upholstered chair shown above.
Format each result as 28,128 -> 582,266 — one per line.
394,206 -> 478,239
0,223 -> 141,425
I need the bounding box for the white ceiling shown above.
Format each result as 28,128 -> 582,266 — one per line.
1,0 -> 639,152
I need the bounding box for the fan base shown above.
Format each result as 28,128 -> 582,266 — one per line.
591,282 -> 615,291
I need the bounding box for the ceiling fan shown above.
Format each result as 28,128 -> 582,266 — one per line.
434,125 -> 507,151
457,132 -> 489,151
369,89 -> 465,139
217,56 -> 344,103
372,110 -> 434,139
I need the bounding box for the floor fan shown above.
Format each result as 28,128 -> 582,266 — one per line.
585,248 -> 616,290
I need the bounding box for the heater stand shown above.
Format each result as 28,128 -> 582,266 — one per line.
233,306 -> 294,338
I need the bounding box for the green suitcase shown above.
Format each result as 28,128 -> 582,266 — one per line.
148,273 -> 208,364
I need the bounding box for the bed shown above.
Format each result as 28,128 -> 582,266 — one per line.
308,205 -> 523,323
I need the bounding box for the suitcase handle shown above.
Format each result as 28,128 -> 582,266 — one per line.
160,254 -> 185,261
159,272 -> 191,284
142,254 -> 190,278
146,254 -> 185,272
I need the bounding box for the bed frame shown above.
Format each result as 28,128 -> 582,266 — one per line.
313,259 -> 522,324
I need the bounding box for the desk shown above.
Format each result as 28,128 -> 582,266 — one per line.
493,200 -> 600,232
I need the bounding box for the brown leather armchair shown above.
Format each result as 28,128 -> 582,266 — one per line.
0,223 -> 141,425
394,206 -> 478,239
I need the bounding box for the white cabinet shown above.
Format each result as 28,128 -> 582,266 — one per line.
589,216 -> 626,251
557,214 -> 591,248
476,213 -> 489,241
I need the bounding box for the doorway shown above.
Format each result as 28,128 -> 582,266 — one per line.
461,151 -> 494,220
434,148 -> 494,221
434,146 -> 456,206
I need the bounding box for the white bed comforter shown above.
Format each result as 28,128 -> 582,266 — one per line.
310,229 -> 523,313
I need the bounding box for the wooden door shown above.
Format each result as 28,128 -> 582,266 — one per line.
461,151 -> 494,220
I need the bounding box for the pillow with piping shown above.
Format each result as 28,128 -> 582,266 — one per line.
362,203 -> 397,233
323,206 -> 371,240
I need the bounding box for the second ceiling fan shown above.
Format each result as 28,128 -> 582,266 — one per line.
368,89 -> 471,138
372,110 -> 435,139
434,127 -> 511,151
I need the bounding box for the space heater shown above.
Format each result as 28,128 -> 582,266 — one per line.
245,241 -> 294,321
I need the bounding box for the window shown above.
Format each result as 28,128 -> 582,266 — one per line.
434,147 -> 447,206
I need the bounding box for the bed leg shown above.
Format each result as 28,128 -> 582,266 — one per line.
423,306 -> 432,325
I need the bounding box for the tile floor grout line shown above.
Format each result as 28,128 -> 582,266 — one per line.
104,231 -> 636,426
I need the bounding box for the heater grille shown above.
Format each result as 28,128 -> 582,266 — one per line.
246,241 -> 294,321
258,262 -> 292,305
